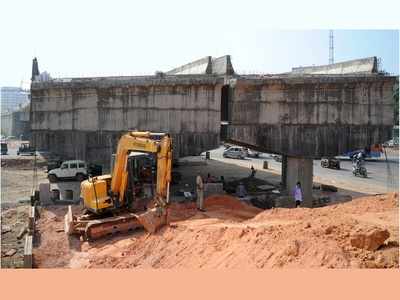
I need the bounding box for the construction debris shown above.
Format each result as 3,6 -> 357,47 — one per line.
1,205 -> 31,268
17,226 -> 28,240
1,225 -> 12,234
3,249 -> 17,257
320,184 -> 338,192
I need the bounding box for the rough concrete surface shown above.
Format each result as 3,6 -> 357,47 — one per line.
31,78 -> 223,166
30,56 -> 397,167
227,75 -> 397,157
291,57 -> 378,75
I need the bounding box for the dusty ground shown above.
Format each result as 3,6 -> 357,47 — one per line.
1,205 -> 30,268
1,142 -> 48,267
1,154 -> 48,207
208,146 -> 399,196
1,143 -> 398,269
33,193 -> 398,269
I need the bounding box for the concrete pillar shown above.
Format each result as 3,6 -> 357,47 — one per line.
285,156 -> 313,207
281,155 -> 288,189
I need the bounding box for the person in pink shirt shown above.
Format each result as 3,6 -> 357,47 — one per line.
293,181 -> 303,208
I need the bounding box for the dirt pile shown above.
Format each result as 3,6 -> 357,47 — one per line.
350,228 -> 390,251
32,206 -> 82,268
204,194 -> 262,212
166,195 -> 262,223
33,193 -> 398,269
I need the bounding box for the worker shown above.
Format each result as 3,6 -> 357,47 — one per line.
220,175 -> 226,191
196,174 -> 205,212
250,165 -> 256,178
293,181 -> 303,208
206,173 -> 212,183
236,182 -> 247,198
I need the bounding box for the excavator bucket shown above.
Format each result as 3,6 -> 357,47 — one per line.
136,207 -> 167,233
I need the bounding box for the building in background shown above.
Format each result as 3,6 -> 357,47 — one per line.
1,103 -> 31,139
0,87 -> 30,114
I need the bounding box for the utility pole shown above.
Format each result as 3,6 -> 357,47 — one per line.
329,30 -> 334,64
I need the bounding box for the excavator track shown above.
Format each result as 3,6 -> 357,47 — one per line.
84,213 -> 143,240
65,205 -> 168,240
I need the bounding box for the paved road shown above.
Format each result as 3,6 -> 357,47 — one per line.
3,140 -> 397,196
207,146 -> 399,195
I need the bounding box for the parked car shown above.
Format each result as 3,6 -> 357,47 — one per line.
271,154 -> 282,162
47,160 -> 88,182
223,146 -> 247,159
320,157 -> 340,169
17,142 -> 36,155
47,159 -> 102,177
383,139 -> 398,147
1,143 -> 8,155
47,159 -> 63,172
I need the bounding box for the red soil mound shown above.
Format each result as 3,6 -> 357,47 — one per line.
34,193 -> 398,269
204,194 -> 262,214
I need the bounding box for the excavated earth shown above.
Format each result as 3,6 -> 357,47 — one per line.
33,193 -> 399,269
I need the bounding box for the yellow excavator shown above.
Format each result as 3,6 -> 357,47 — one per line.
64,131 -> 172,240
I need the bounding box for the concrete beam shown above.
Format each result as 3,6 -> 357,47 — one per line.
166,55 -> 234,75
28,206 -> 35,234
166,56 -> 212,75
31,74 -> 223,90
291,57 -> 378,75
211,55 -> 235,75
227,76 -> 397,157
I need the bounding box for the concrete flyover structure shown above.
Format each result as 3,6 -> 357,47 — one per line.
291,56 -> 378,75
30,74 -> 225,167
225,63 -> 397,206
30,55 -> 397,206
166,55 -> 235,75
226,74 -> 395,158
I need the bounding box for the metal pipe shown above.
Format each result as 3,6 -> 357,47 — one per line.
91,177 -> 99,211
166,182 -> 170,204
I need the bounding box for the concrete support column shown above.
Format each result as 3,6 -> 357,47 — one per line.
281,155 -> 288,189
285,156 -> 313,207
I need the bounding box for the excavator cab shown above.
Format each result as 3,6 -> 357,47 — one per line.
125,152 -> 156,211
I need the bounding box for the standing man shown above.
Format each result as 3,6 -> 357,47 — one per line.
250,165 -> 256,178
293,181 -> 303,208
196,173 -> 205,212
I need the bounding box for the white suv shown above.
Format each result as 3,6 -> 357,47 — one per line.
48,160 -> 88,182
223,146 -> 247,159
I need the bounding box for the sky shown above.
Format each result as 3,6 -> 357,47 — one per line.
0,0 -> 399,89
